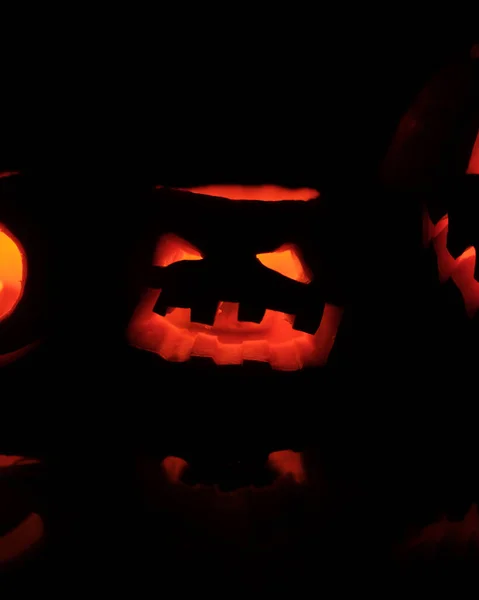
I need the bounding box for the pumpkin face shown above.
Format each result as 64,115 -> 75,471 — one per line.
137,448 -> 329,581
382,46 -> 479,324
127,185 -> 344,371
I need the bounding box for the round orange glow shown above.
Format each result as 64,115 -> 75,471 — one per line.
0,224 -> 26,322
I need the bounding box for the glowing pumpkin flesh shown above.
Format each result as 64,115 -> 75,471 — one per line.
0,172 -> 46,366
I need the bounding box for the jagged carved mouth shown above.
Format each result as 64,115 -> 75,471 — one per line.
128,290 -> 342,370
422,128 -> 479,318
127,184 -> 343,370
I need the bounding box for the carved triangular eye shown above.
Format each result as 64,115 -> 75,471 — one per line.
153,233 -> 203,267
0,224 -> 26,321
256,243 -> 312,284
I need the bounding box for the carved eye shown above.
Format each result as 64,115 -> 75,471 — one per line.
256,243 -> 312,284
0,224 -> 27,322
153,233 -> 203,267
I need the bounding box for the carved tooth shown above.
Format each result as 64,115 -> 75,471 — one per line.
190,301 -> 219,325
294,337 -> 315,367
237,303 -> 266,323
160,327 -> 196,362
191,333 -> 218,359
153,296 -> 170,317
128,313 -> 167,352
213,342 -> 243,365
292,302 -> 325,335
241,340 -> 270,363
267,450 -> 306,484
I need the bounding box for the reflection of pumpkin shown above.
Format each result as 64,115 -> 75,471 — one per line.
136,448 -> 327,582
127,185 -> 344,371
0,172 -> 47,366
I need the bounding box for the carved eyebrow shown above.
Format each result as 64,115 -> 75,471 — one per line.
157,184 -> 320,202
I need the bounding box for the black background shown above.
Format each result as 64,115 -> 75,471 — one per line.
1,33 -> 479,587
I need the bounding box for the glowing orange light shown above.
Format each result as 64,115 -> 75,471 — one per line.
171,184 -> 319,202
161,456 -> 189,483
267,450 -> 306,484
0,224 -> 26,322
128,185 -> 341,370
153,233 -> 203,267
128,292 -> 341,370
256,244 -> 312,284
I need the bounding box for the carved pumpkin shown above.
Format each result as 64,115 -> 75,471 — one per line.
382,44 -> 479,321
127,185 -> 344,371
0,172 -> 47,367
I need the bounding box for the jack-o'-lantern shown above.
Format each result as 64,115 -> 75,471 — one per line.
127,185 -> 344,372
124,182 -> 348,448
0,172 -> 47,367
382,44 -> 479,323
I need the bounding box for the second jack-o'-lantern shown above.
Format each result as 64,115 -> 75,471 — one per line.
382,45 -> 479,322
0,172 -> 47,367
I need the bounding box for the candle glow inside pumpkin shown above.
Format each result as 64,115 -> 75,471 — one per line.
0,225 -> 26,322
423,130 -> 479,317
